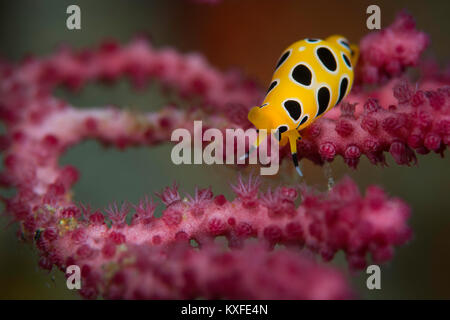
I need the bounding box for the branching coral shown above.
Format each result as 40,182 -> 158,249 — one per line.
0,12 -> 448,299
356,11 -> 430,84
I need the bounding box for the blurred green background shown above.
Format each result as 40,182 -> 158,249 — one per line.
0,0 -> 449,299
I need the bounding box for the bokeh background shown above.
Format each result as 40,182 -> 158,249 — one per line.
0,0 -> 449,299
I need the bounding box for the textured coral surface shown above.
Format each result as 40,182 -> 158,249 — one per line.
0,12 -> 448,299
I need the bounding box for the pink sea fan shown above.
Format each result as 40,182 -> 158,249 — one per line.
0,10 -> 447,299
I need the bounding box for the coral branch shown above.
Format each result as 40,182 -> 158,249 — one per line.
356,10 -> 429,84
91,243 -> 352,299
0,36 -> 261,127
298,79 -> 449,168
3,161 -> 408,298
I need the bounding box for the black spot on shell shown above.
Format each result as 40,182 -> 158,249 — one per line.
316,47 -> 337,72
259,103 -> 268,108
277,125 -> 288,140
267,80 -> 278,94
306,38 -> 320,43
283,100 -> 302,121
339,39 -> 351,50
291,64 -> 312,86
317,87 -> 331,116
336,78 -> 349,106
342,53 -> 352,68
278,126 -> 288,133
299,116 -> 309,125
276,51 -> 290,70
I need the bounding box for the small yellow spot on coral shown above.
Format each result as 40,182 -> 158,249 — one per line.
122,256 -> 136,266
65,191 -> 74,202
58,217 -> 78,236
103,262 -> 120,280
43,205 -> 57,215
117,244 -> 127,253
